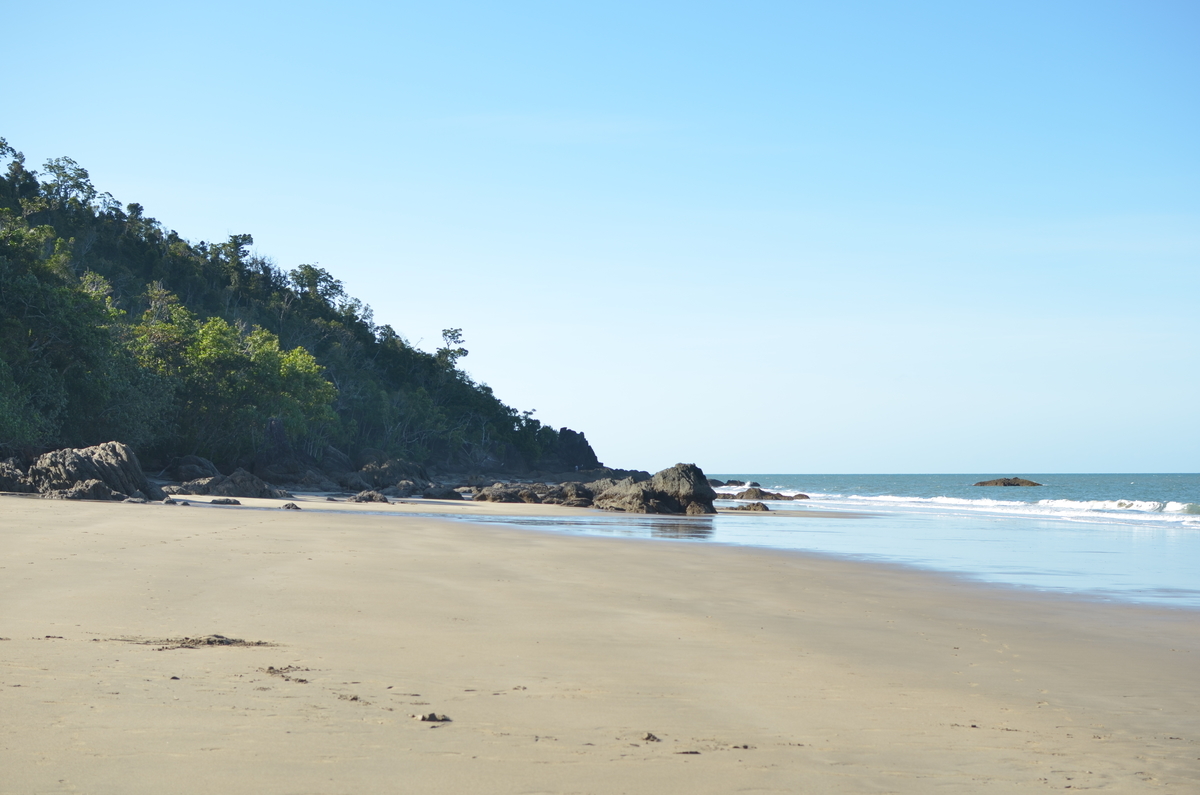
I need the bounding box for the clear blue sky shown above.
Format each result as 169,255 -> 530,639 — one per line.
8,1 -> 1197,472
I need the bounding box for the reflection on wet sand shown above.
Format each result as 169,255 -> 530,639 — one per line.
439,512 -> 716,540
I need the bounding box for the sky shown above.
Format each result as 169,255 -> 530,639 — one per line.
6,1 -> 1197,473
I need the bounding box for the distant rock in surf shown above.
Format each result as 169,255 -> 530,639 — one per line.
973,477 -> 1042,487
731,487 -> 808,501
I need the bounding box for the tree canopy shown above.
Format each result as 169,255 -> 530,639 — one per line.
0,137 -> 571,471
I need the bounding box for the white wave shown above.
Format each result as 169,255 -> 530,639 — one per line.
788,493 -> 1200,528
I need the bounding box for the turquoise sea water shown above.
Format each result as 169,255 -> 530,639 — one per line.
452,473 -> 1200,610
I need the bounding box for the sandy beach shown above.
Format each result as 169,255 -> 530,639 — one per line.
2,495 -> 1198,794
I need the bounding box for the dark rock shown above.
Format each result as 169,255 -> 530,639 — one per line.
649,464 -> 718,515
26,442 -> 164,500
534,484 -> 568,505
728,502 -> 770,512
41,479 -> 125,501
281,502 -> 301,510
353,448 -> 388,470
210,498 -> 241,505
319,445 -> 355,475
422,486 -> 465,500
160,455 -> 221,483
555,427 -> 602,471
559,482 -> 594,507
334,471 -> 372,492
174,468 -> 292,499
0,458 -> 33,493
351,490 -> 390,503
474,486 -> 513,502
706,478 -> 726,487
974,477 -> 1042,487
294,469 -> 339,492
592,463 -> 717,515
725,480 -> 745,487
746,481 -> 761,488
380,480 -> 421,498
474,485 -> 525,503
733,487 -> 788,501
360,458 -> 429,489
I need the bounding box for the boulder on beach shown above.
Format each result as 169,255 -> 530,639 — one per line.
728,501 -> 770,512
26,441 -> 164,501
974,477 -> 1042,487
536,481 -> 593,507
0,458 -> 33,493
380,480 -> 421,498
351,490 -> 389,503
41,478 -> 126,501
160,455 -> 221,483
422,486 -> 464,500
592,463 -> 718,516
168,468 -> 292,499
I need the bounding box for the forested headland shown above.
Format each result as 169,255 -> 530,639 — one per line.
0,137 -> 599,474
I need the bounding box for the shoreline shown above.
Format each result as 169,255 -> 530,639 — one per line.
2,497 -> 1198,792
14,489 -> 1198,611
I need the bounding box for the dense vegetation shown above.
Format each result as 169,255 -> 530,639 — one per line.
0,138 -> 570,471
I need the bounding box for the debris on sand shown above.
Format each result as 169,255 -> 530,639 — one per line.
114,634 -> 275,651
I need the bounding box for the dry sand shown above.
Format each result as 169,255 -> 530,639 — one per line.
2,495 -> 1197,794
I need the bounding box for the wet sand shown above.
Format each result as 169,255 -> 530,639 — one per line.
2,495 -> 1198,793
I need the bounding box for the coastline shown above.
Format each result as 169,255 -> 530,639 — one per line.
2,497 -> 1198,793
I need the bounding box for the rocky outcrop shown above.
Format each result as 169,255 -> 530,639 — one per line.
554,428 -> 602,471
41,479 -> 126,501
706,478 -> 726,487
974,477 -> 1042,487
730,487 -> 808,501
360,458 -> 429,490
728,502 -> 770,512
380,480 -> 422,498
351,490 -> 389,503
26,442 -> 164,501
294,469 -> 340,492
167,468 -> 292,499
475,485 -> 541,504
422,486 -> 464,500
592,463 -> 717,515
536,482 -> 594,508
0,458 -> 33,493
160,455 -> 221,483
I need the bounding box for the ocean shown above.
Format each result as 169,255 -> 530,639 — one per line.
450,473 -> 1200,610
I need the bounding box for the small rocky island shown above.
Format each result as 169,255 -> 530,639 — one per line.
973,477 -> 1042,487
